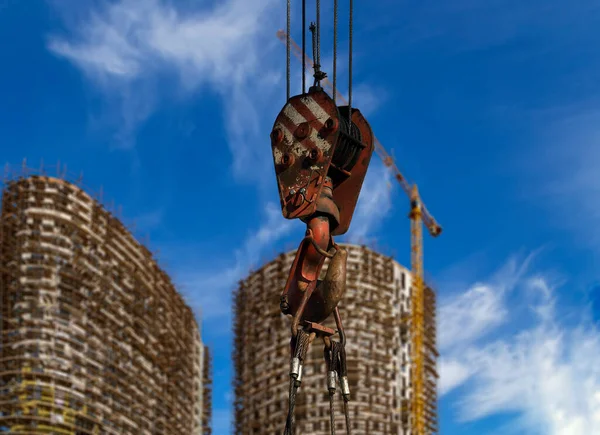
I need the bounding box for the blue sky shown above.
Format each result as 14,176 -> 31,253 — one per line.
2,0 -> 600,433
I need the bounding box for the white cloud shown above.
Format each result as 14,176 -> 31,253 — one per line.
48,0 -> 395,240
180,167 -> 395,326
438,252 -> 533,350
343,160 -> 394,243
178,164 -> 395,325
440,253 -> 600,435
49,0 -> 279,85
49,1 -> 403,340
179,201 -> 296,325
526,109 -> 600,246
48,0 -> 283,176
439,358 -> 474,395
48,0 -> 391,189
453,320 -> 600,435
350,83 -> 387,118
439,284 -> 507,351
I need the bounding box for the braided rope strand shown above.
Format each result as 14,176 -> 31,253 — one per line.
348,0 -> 353,122
286,0 -> 291,101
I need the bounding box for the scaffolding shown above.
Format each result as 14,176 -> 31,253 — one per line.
0,167 -> 209,434
202,347 -> 212,435
233,244 -> 437,434
422,286 -> 438,433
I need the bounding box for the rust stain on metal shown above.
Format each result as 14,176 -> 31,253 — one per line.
271,87 -> 376,435
329,107 -> 375,236
271,90 -> 340,221
304,320 -> 336,337
301,247 -> 348,324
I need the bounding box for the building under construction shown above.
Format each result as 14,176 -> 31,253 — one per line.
0,173 -> 211,434
233,244 -> 438,434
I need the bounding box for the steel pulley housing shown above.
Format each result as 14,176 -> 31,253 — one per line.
270,88 -> 374,236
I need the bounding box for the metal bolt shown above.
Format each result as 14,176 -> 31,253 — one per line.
290,189 -> 296,196
296,122 -> 310,139
271,128 -> 283,144
281,153 -> 295,167
323,118 -> 338,136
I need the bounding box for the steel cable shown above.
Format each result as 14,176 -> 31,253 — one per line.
326,344 -> 338,435
338,344 -> 347,377
331,341 -> 341,372
348,0 -> 353,123
286,0 -> 291,101
329,391 -> 337,435
338,344 -> 352,435
316,0 -> 321,66
343,400 -> 352,435
284,330 -> 311,435
302,0 -> 306,93
333,0 -> 338,103
284,376 -> 297,435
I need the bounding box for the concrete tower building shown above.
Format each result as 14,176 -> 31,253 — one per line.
233,244 -> 438,434
0,174 -> 211,434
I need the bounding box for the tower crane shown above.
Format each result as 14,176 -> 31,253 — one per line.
277,29 -> 443,435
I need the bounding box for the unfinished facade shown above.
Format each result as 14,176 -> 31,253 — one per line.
233,244 -> 438,434
0,174 -> 210,434
202,346 -> 213,435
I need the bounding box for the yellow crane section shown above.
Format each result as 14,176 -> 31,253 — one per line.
409,185 -> 426,435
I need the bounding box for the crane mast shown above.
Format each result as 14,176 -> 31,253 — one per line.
277,30 -> 442,435
409,185 -> 426,435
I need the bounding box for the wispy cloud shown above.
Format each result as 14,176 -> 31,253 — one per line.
350,83 -> 388,118
177,159 -> 395,327
439,252 -> 600,434
438,253 -> 533,351
343,160 -> 394,243
438,358 -> 473,396
48,0 -> 279,87
178,202 -> 296,327
48,0 -> 283,180
48,0 -> 391,187
522,108 -> 600,247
